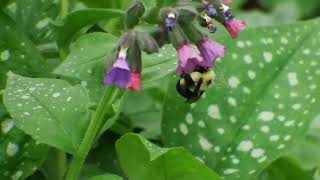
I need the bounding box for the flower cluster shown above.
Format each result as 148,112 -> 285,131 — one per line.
103,0 -> 245,96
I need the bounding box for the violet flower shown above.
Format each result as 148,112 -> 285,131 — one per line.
104,57 -> 131,88
197,38 -> 225,67
176,44 -> 204,74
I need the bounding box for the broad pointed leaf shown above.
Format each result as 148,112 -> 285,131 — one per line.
55,9 -> 124,52
116,133 -> 222,180
3,73 -> 92,154
0,116 -> 49,180
162,19 -> 320,179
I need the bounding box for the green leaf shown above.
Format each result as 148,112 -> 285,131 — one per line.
0,11 -> 58,89
83,132 -> 124,179
3,73 -> 92,154
116,133 -> 222,180
260,157 -> 313,180
55,9 -> 124,52
15,0 -> 59,44
54,32 -> 176,102
0,117 -> 49,180
259,0 -> 320,19
120,86 -> 167,139
162,19 -> 320,179
288,116 -> 320,170
78,0 -> 133,9
87,174 -> 123,180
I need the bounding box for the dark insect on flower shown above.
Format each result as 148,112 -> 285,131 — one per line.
176,66 -> 215,103
165,13 -> 177,31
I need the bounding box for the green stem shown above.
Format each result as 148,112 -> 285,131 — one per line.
60,0 -> 69,19
42,149 -> 67,180
65,88 -> 122,180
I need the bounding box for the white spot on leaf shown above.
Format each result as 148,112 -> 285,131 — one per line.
237,140 -> 254,152
228,76 -> 240,88
263,52 -> 273,63
6,142 -> 19,156
1,119 -> 14,134
251,148 -> 265,158
179,123 -> 188,135
198,135 -> 213,151
288,72 -> 299,86
207,105 -> 221,119
258,111 -> 275,122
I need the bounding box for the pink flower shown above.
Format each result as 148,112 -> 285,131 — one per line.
224,0 -> 233,5
104,57 -> 131,88
223,19 -> 245,39
126,72 -> 142,92
176,44 -> 204,74
197,38 -> 225,67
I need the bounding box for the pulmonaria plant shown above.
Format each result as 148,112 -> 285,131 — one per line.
104,0 -> 245,102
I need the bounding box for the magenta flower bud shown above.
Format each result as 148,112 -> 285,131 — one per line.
104,57 -> 131,88
224,0 -> 233,5
176,44 -> 204,75
197,38 -> 225,67
223,19 -> 245,39
126,72 -> 142,92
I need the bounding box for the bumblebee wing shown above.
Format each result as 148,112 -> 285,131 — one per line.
212,64 -> 229,90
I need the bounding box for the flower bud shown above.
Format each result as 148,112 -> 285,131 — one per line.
136,32 -> 159,54
125,1 -> 145,29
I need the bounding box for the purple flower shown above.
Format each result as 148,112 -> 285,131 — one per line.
176,44 -> 204,74
197,38 -> 225,67
104,57 -> 131,88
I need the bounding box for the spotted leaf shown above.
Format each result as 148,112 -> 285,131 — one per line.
116,133 -> 222,180
3,72 -> 93,154
162,19 -> 320,179
0,114 -> 49,180
14,0 -> 59,44
0,11 -> 58,90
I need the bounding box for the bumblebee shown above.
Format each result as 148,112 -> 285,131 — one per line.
176,66 -> 215,103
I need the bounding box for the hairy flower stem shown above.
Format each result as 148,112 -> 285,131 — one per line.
66,88 -> 123,180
